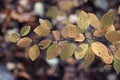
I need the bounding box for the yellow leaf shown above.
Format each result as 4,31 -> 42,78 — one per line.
60,43 -> 74,59
58,0 -> 74,11
77,10 -> 90,32
114,42 -> 120,50
91,42 -> 109,58
100,10 -> 115,27
94,25 -> 115,37
83,47 -> 95,68
34,25 -> 50,37
39,39 -> 52,49
20,25 -> 31,37
102,55 -> 113,64
39,19 -> 52,29
75,43 -> 88,60
46,43 -> 59,59
88,13 -> 101,29
17,37 -> 32,47
61,24 -> 80,38
74,33 -> 85,42
105,31 -> 120,42
52,30 -> 60,40
7,32 -> 20,42
114,49 -> 120,60
29,45 -> 40,61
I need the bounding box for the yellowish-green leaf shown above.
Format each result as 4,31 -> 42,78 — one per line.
29,45 -> 40,61
77,10 -> 90,32
100,10 -> 115,27
75,43 -> 88,60
52,30 -> 60,40
20,26 -> 31,37
46,43 -> 59,59
39,39 -> 52,49
83,47 -> 95,68
61,24 -> 80,38
46,6 -> 58,19
91,42 -> 109,58
88,13 -> 101,29
60,43 -> 74,59
34,25 -> 50,37
113,57 -> 120,74
7,32 -> 20,42
17,37 -> 32,47
105,31 -> 120,42
39,19 -> 52,29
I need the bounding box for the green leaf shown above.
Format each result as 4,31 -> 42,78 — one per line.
29,45 -> 40,61
75,43 -> 88,60
113,57 -> 120,74
7,32 -> 20,42
60,43 -> 74,59
39,39 -> 52,49
77,10 -> 90,32
17,37 -> 32,47
100,10 -> 115,27
83,47 -> 95,68
20,26 -> 31,37
46,43 -> 59,59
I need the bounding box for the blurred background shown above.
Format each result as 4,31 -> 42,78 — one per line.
0,0 -> 120,80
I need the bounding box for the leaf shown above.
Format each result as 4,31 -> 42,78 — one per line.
39,39 -> 52,49
75,43 -> 88,60
34,25 -> 50,37
113,57 -> 120,74
61,24 -> 80,38
114,49 -> 120,60
93,25 -> 115,37
46,6 -> 58,18
29,44 -> 40,61
114,42 -> 120,50
7,32 -> 20,42
100,10 -> 115,27
39,19 -> 52,29
52,30 -> 60,40
74,33 -> 85,42
83,47 -> 95,68
91,42 -> 109,58
20,25 -> 31,37
77,10 -> 90,32
60,43 -> 74,59
88,13 -> 101,29
102,55 -> 113,64
17,37 -> 32,47
46,43 -> 59,59
58,0 -> 74,11
105,31 -> 120,42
